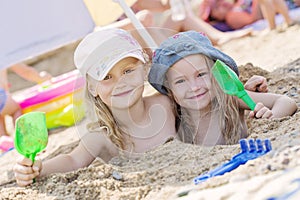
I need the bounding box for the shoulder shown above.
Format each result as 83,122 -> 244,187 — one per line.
144,93 -> 172,107
80,128 -> 118,160
144,93 -> 175,122
81,127 -> 116,147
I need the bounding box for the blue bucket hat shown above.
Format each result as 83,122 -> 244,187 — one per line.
148,31 -> 238,95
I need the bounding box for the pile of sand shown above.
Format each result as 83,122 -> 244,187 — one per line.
0,25 -> 299,199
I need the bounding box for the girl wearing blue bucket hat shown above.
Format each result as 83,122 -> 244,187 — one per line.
149,31 -> 297,145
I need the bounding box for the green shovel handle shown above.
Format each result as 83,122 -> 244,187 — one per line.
237,91 -> 256,111
29,153 -> 37,183
29,153 -> 37,163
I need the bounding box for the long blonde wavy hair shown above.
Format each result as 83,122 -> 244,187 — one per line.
165,55 -> 244,145
85,53 -> 150,150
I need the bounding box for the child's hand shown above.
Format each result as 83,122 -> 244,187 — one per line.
249,102 -> 273,119
244,75 -> 268,92
13,156 -> 42,186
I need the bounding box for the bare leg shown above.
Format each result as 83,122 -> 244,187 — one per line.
100,10 -> 154,31
273,0 -> 293,26
251,0 -> 264,21
259,0 -> 277,29
161,1 -> 252,45
162,11 -> 252,45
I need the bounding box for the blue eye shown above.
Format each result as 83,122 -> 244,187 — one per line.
175,79 -> 185,84
103,74 -> 112,80
124,68 -> 134,74
197,72 -> 207,77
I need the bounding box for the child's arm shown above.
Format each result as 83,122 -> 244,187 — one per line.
0,93 -> 21,116
238,91 -> 298,118
13,142 -> 94,187
14,131 -> 116,186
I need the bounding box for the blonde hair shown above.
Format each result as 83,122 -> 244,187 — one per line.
165,55 -> 243,145
85,87 -> 126,149
85,53 -> 150,150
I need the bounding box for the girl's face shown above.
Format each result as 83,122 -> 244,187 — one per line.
90,57 -> 146,109
166,54 -> 215,111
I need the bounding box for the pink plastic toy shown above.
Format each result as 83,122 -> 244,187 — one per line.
13,70 -> 86,129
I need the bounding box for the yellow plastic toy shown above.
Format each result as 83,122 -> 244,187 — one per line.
13,70 -> 85,129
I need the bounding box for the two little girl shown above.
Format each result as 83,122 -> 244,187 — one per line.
13,28 -> 297,186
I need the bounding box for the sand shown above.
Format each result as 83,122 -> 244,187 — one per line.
0,25 -> 300,200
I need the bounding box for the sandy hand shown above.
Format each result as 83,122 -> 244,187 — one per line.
14,156 -> 42,186
249,102 -> 273,119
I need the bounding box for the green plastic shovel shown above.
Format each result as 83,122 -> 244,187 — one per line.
14,112 -> 48,162
212,60 -> 256,110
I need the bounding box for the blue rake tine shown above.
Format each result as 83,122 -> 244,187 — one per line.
249,138 -> 256,152
256,139 -> 264,153
240,139 -> 249,153
264,139 -> 272,152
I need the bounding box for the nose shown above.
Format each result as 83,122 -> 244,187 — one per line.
189,78 -> 201,92
114,75 -> 127,89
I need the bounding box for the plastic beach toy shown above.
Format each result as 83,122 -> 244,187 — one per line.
212,60 -> 256,110
13,70 -> 85,129
14,112 -> 48,162
194,138 -> 272,184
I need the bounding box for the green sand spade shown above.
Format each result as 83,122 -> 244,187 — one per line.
212,60 -> 256,110
14,112 -> 48,162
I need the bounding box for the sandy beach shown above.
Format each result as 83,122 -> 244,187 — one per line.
0,24 -> 300,199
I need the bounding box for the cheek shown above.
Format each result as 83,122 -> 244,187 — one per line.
169,83 -> 180,95
133,76 -> 145,87
170,87 -> 185,104
97,84 -> 112,99
207,79 -> 216,98
208,89 -> 216,100
173,95 -> 182,106
203,75 -> 213,87
130,71 -> 145,85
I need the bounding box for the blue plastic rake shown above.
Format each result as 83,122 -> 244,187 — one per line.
194,138 -> 272,185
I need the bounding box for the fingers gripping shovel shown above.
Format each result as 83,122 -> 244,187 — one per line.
14,112 -> 48,162
212,60 -> 256,110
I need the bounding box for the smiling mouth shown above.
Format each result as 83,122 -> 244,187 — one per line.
112,89 -> 133,97
188,92 -> 207,99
